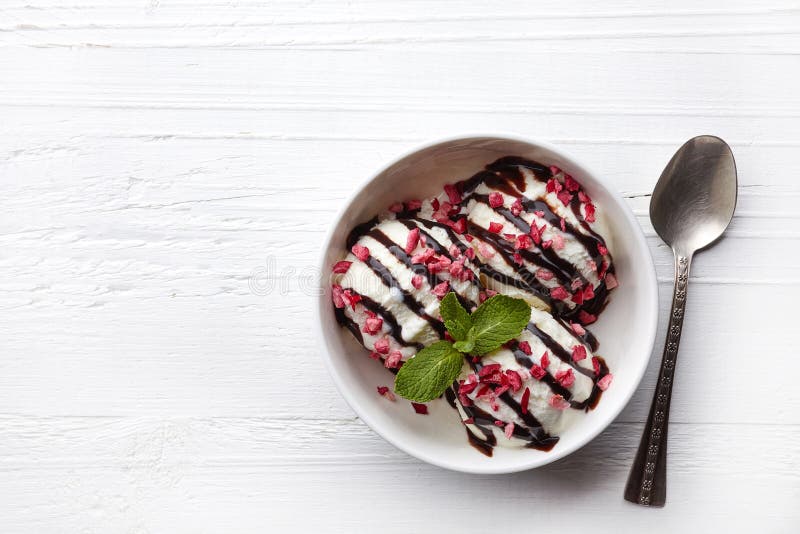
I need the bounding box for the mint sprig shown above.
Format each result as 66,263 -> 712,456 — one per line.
394,292 -> 531,402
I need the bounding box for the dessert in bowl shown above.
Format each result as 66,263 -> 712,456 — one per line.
316,136 -> 658,473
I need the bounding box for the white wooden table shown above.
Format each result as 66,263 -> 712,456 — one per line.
2,1 -> 799,532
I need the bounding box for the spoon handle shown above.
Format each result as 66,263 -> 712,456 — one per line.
624,252 -> 691,507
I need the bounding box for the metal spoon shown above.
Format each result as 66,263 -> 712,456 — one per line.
624,135 -> 737,507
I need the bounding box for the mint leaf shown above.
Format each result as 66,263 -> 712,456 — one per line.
469,294 -> 531,355
394,341 -> 464,402
452,339 -> 474,353
438,292 -> 472,341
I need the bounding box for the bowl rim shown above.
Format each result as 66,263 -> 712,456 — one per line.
314,133 -> 659,474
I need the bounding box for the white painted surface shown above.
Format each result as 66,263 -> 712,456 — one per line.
1,1 -> 798,532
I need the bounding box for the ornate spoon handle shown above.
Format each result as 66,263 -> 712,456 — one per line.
624,252 -> 691,507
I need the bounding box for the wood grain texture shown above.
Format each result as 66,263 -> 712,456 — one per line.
1,1 -> 799,532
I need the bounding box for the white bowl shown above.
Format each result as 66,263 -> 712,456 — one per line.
316,135 -> 658,474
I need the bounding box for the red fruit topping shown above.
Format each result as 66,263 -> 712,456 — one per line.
389,202 -> 404,213
411,248 -> 435,264
546,178 -> 563,194
351,244 -> 370,261
449,259 -> 465,277
588,259 -> 598,272
332,260 -> 352,274
449,244 -> 461,258
342,289 -> 361,310
377,386 -> 389,395
541,239 -> 553,249
555,368 -> 575,388
458,392 -> 473,406
373,337 -> 390,354
479,291 -> 488,303
411,274 -> 424,289
406,199 -> 423,211
584,202 -> 596,223
431,198 -> 440,211
451,217 -> 467,234
513,253 -> 524,265
530,364 -> 547,380
369,351 -> 381,360
597,243 -> 609,256
331,284 -> 345,308
514,234 -> 533,250
365,310 -> 376,318
464,234 -> 474,243
505,370 -> 523,392
518,341 -> 532,355
511,198 -> 523,216
536,269 -> 554,281
377,386 -> 396,401
578,191 -> 591,204
550,286 -> 569,300
605,272 -> 619,289
549,165 -> 561,176
549,394 -> 570,410
486,289 -> 498,297
504,422 -> 515,439
463,417 -> 475,424
597,373 -> 614,391
363,316 -> 383,335
529,223 -> 543,244
578,310 -> 597,325
583,284 -> 595,301
598,260 -> 609,278
571,322 -> 586,336
572,289 -> 584,305
488,222 -> 503,233
385,351 -> 402,369
534,210 -> 545,218
572,345 -> 588,362
405,227 -> 420,254
560,218 -> 566,232
564,174 -> 580,192
464,247 -> 475,259
494,420 -> 504,427
553,233 -> 565,250
557,190 -> 573,206
571,278 -> 583,291
488,192 -> 504,208
444,183 -> 462,204
521,387 -> 531,414
503,233 -> 517,241
432,281 -> 450,299
479,363 -> 502,377
592,357 -> 601,376
494,385 -> 510,397
459,379 -> 479,395
540,352 -> 550,368
411,402 -> 429,414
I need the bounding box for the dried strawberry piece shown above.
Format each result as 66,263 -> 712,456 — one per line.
534,210 -> 545,218
597,243 -> 609,256
464,247 -> 475,259
479,363 -> 502,377
406,199 -> 423,211
578,191 -> 591,204
377,386 -> 389,395
364,310 -> 376,318
432,281 -> 450,299
385,351 -> 402,369
571,278 -> 584,291
518,341 -> 532,355
513,253 -> 524,265
557,190 -> 573,206
555,368 -> 575,388
571,322 -> 586,336
521,387 -> 531,414
536,269 -> 554,281
584,203 -> 596,223
458,392 -> 473,406
488,222 -> 503,233
377,386 -> 396,401
572,345 -> 588,362
549,165 -> 561,176
411,248 -> 435,264
550,286 -> 569,300
332,260 -> 352,274
488,192 -> 504,208
449,258 -> 465,278
529,223 -> 545,244
369,351 -> 381,360
597,373 -> 613,391
605,272 -> 619,289
479,291 -> 488,303
463,417 -> 475,424
504,422 -> 515,439
598,260 -> 609,278
431,198 -> 440,211
451,217 -> 467,234
373,337 -> 390,354
459,378 -> 479,395
553,233 -> 565,250
486,289 -> 498,298
582,284 -> 595,301
560,218 -> 566,232
541,239 -> 553,249
591,356 -> 601,376
511,198 -> 523,216
529,364 -> 546,380
505,370 -> 523,392
494,385 -> 510,397
448,244 -> 461,258
363,316 -> 383,335
389,202 -> 404,213
564,174 -> 580,192
331,284 -> 345,308
503,233 -> 517,241
464,234 -> 474,243
494,420 -> 504,427
514,234 -> 532,250
571,289 -> 584,305
411,274 -> 424,289
459,268 -> 474,282
351,244 -> 370,261
588,259 -> 598,272
546,178 -> 563,194
549,394 -> 570,410
578,310 -> 597,325
342,289 -> 361,310
444,183 -> 462,204
411,402 -> 429,414
540,352 -> 550,368
404,227 -> 420,254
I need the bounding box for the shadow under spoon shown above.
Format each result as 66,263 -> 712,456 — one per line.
624,135 -> 738,507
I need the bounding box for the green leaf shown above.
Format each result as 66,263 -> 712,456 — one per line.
394,341 -> 464,402
469,294 -> 531,355
452,339 -> 474,353
438,292 -> 472,342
